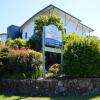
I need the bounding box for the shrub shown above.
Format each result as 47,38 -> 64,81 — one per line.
6,38 -> 15,48
0,47 -> 10,68
28,14 -> 64,70
0,48 -> 42,79
28,13 -> 64,51
14,38 -> 28,49
0,42 -> 6,49
63,33 -> 100,77
6,38 -> 28,49
46,64 -> 61,78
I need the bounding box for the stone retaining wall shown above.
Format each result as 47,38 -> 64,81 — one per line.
0,78 -> 100,96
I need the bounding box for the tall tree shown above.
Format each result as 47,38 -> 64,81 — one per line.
28,13 -> 64,51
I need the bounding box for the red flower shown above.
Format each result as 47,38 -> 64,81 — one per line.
11,49 -> 32,54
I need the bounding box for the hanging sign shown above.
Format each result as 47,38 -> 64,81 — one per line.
45,25 -> 62,47
45,46 -> 61,53
42,24 -> 63,79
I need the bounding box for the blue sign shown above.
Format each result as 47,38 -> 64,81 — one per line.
45,25 -> 62,47
42,25 -> 63,79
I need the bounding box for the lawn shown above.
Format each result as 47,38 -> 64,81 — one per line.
0,94 -> 100,100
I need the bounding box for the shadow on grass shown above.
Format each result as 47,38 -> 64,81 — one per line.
50,97 -> 88,100
0,93 -> 100,100
50,93 -> 100,100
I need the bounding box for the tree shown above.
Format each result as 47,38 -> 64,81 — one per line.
28,13 -> 64,69
6,38 -> 28,49
14,38 -> 27,49
28,13 -> 64,51
63,33 -> 100,77
6,38 -> 15,48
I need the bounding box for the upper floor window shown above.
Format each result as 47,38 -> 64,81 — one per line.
25,32 -> 27,39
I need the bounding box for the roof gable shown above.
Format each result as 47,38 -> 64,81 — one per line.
21,4 -> 81,28
20,4 -> 94,32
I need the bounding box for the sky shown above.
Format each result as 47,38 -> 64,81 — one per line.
0,0 -> 100,37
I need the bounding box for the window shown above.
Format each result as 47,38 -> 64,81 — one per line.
33,29 -> 35,34
25,32 -> 27,39
64,28 -> 66,33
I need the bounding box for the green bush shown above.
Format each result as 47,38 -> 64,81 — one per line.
0,48 -> 42,79
6,38 -> 28,49
46,64 -> 61,78
0,47 -> 10,68
0,42 -> 5,49
6,38 -> 15,48
63,33 -> 100,77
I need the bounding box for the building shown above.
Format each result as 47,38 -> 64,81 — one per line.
19,4 -> 94,41
7,25 -> 20,39
0,33 -> 7,42
4,4 -> 94,41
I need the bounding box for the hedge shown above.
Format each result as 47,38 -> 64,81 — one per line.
0,47 -> 42,79
63,33 -> 100,77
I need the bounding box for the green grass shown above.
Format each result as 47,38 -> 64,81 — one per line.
0,93 -> 100,100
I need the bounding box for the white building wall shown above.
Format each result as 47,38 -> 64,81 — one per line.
21,10 -> 65,41
0,35 -> 7,42
22,19 -> 35,41
21,11 -> 52,41
21,7 -> 87,41
21,7 -> 54,41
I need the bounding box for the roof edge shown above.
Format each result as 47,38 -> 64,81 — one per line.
80,23 -> 94,32
51,4 -> 81,21
20,4 -> 81,29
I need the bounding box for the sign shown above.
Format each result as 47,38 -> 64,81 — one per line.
42,24 -> 63,79
45,47 -> 61,53
45,25 -> 62,47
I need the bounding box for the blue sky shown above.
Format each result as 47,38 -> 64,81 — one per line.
0,0 -> 100,37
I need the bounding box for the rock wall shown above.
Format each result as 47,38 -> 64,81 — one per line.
0,78 -> 100,96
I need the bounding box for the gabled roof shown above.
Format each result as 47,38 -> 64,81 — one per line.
80,23 -> 94,32
20,4 -> 94,32
21,4 -> 81,28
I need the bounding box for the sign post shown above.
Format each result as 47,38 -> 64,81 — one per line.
42,26 -> 46,79
42,24 -> 63,79
61,46 -> 63,73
